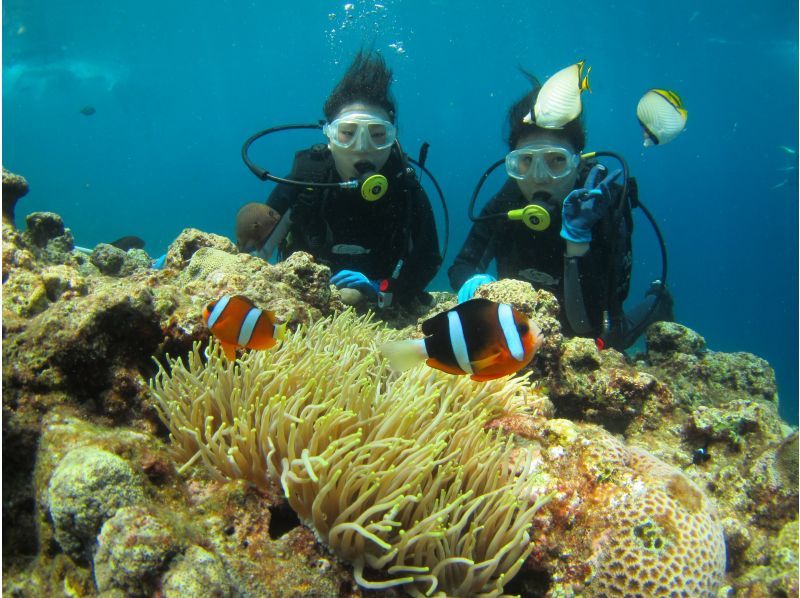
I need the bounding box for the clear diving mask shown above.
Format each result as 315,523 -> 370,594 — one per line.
323,113 -> 397,151
505,145 -> 580,181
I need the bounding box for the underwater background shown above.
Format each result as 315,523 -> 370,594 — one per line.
3,0 -> 797,424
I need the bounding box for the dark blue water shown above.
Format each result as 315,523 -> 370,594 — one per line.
4,1 -> 797,423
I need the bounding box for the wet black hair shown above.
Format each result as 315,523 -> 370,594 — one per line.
506,70 -> 586,152
323,49 -> 396,123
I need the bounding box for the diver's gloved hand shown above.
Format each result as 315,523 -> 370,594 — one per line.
331,270 -> 380,299
457,273 -> 496,303
560,166 -> 623,244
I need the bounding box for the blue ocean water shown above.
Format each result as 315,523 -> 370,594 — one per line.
3,1 -> 797,423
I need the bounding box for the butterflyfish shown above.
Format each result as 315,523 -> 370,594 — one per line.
636,89 -> 688,147
524,60 -> 591,129
203,295 -> 287,360
380,298 -> 544,382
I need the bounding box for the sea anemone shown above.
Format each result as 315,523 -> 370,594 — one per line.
151,310 -> 550,596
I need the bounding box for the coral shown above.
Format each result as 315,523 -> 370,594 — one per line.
164,227 -> 238,269
1,207 -> 795,596
500,423 -> 727,597
547,336 -> 674,433
734,519 -> 799,596
186,479 -> 357,596
46,446 -> 145,559
93,506 -> 182,596
689,400 -> 785,449
161,545 -> 233,597
87,243 -> 152,277
24,211 -> 75,259
2,167 -> 29,226
90,242 -> 128,275
643,321 -> 778,407
152,309 -> 550,597
645,320 -> 707,358
582,446 -> 727,596
175,245 -> 339,323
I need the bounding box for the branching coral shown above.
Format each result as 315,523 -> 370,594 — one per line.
151,310 -> 550,597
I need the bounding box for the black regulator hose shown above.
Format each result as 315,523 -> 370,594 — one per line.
467,158 -> 506,222
408,147 -> 450,264
242,123 -> 347,188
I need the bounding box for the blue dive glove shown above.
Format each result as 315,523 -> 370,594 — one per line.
560,166 -> 623,244
331,270 -> 380,299
457,273 -> 496,303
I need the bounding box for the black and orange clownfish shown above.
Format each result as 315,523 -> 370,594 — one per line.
202,295 -> 287,360
380,298 -> 544,382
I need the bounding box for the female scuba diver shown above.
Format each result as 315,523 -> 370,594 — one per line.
448,73 -> 674,351
238,49 -> 442,309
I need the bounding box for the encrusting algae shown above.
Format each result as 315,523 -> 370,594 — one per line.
151,309 -> 552,597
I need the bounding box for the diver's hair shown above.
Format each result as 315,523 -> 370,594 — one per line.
506,69 -> 586,152
324,49 -> 396,123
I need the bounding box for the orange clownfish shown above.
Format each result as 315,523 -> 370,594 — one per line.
202,294 -> 287,360
380,298 -> 544,381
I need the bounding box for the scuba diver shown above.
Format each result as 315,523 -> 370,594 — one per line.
448,73 -> 674,351
238,49 -> 442,309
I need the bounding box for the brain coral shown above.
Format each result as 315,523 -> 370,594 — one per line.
583,443 -> 727,597
151,310 -> 551,597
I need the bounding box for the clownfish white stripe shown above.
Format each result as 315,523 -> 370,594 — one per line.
238,308 -> 262,346
448,310 -> 473,375
206,295 -> 231,329
498,303 -> 524,361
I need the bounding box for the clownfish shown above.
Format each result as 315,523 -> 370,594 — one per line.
380,298 -> 544,382
525,60 -> 591,129
202,295 -> 287,360
636,89 -> 687,147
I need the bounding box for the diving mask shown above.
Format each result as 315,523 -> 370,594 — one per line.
505,145 -> 580,181
323,113 -> 397,151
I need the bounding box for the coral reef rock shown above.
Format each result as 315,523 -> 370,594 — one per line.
2,210 -> 797,597
2,167 -> 29,226
47,446 -> 146,560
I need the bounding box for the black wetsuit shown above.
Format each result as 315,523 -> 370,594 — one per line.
448,171 -> 671,350
267,144 -> 441,306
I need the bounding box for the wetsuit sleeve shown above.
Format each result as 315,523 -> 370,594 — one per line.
447,196 -> 503,291
393,185 -> 441,300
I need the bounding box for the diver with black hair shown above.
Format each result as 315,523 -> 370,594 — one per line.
239,49 -> 442,309
448,69 -> 674,351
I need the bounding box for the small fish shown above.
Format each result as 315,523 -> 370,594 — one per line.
108,235 -> 145,251
236,202 -> 281,253
203,295 -> 287,360
524,60 -> 591,129
79,105 -> 96,116
380,298 -> 544,381
779,145 -> 797,155
636,89 -> 688,147
770,179 -> 788,190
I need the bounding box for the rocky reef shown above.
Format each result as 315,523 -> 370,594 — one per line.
3,195 -> 797,596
